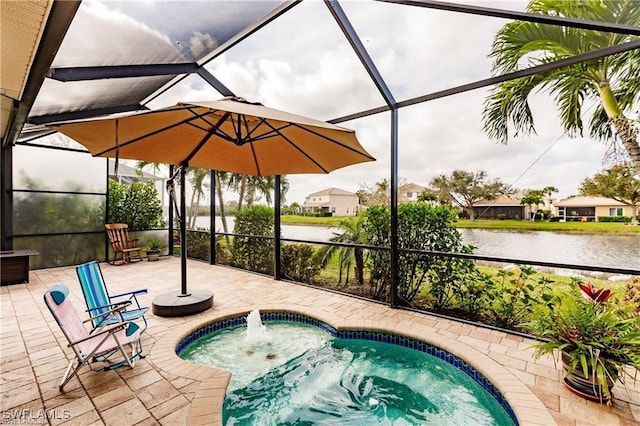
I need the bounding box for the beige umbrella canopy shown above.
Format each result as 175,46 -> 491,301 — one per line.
50,97 -> 375,175
49,97 -> 374,316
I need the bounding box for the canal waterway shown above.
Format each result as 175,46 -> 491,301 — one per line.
200,217 -> 639,272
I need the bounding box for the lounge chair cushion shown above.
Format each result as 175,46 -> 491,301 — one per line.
50,284 -> 69,305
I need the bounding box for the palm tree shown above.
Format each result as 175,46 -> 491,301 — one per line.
318,215 -> 367,286
483,0 -> 640,171
542,185 -> 559,211
226,173 -> 247,210
521,189 -> 544,221
214,171 -> 232,246
229,175 -> 289,209
187,168 -> 209,229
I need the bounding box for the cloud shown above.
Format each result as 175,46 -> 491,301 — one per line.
42,0 -> 609,206
189,31 -> 218,59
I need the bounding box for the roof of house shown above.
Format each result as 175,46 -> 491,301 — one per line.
555,196 -> 626,207
473,195 -> 522,207
400,183 -> 426,192
305,187 -> 356,198
108,160 -> 163,183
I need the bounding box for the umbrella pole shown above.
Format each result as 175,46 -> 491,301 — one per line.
151,163 -> 212,316
179,164 -> 189,296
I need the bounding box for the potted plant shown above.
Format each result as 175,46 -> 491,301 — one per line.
144,238 -> 165,261
527,281 -> 640,405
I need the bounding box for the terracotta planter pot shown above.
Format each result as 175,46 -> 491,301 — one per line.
562,351 -> 614,404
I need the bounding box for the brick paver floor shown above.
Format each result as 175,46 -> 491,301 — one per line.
1,258 -> 638,425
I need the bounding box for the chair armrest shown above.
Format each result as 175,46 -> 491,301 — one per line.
68,322 -> 127,347
110,289 -> 148,299
85,301 -> 129,314
83,302 -> 131,323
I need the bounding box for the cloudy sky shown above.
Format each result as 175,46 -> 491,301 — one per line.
154,0 -> 611,204
25,0 -> 615,206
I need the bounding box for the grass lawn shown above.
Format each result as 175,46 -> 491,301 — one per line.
281,215 -> 640,235
475,265 -> 628,294
281,215 -> 346,227
453,219 -> 640,235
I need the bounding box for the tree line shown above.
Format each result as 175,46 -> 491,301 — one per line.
354,164 -> 639,224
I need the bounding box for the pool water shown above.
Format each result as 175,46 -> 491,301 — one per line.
179,321 -> 516,425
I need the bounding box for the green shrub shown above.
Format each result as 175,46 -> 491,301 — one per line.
186,230 -> 210,261
108,180 -> 165,230
281,244 -> 323,282
484,266 -> 554,330
363,203 -> 476,306
597,216 -> 632,223
362,205 -> 391,300
232,206 -> 275,274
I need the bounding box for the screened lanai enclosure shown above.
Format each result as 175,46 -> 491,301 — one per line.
1,1 -> 639,319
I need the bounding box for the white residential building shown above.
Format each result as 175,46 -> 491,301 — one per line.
555,196 -> 632,222
399,183 -> 427,203
301,188 -> 362,216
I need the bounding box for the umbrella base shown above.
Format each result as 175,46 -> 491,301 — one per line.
152,289 -> 213,317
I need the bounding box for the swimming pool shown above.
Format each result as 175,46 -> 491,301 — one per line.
177,311 -> 518,425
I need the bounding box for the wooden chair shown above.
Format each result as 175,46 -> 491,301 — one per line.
105,224 -> 142,265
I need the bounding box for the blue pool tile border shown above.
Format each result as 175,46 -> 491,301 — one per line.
176,312 -> 518,425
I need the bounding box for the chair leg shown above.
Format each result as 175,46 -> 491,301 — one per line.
112,251 -> 125,266
60,331 -> 115,391
133,249 -> 143,261
59,358 -> 76,391
115,338 -> 135,368
104,338 -> 143,370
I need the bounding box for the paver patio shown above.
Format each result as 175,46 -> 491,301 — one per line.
1,257 -> 638,425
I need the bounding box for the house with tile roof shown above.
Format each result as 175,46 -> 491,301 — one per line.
399,183 -> 427,203
301,187 -> 362,216
472,195 -> 526,220
555,196 -> 631,222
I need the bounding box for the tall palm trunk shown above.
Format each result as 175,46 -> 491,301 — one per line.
215,173 -> 231,246
188,187 -> 198,229
598,83 -> 640,171
354,248 -> 364,286
237,175 -> 247,210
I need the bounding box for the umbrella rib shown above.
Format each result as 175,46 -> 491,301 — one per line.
188,122 -> 243,145
183,111 -> 231,164
185,110 -> 253,146
257,120 -> 375,173
291,123 -> 376,160
247,138 -> 262,176
95,110 -> 212,157
242,116 -> 277,143
184,131 -> 215,166
260,120 -> 330,173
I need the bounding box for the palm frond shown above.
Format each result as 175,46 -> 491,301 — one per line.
588,105 -> 614,141
483,75 -> 546,142
484,0 -> 640,154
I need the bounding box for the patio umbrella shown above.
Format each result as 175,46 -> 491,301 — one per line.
50,97 -> 375,176
49,97 -> 375,315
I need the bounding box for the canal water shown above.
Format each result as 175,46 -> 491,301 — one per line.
200,217 -> 639,271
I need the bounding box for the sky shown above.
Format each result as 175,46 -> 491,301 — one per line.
148,0 -> 612,205
23,0 -> 619,206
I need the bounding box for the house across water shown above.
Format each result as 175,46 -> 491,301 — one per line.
301,187 -> 362,217
555,196 -> 631,222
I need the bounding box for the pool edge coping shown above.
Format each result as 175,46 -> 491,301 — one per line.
149,305 -> 557,426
